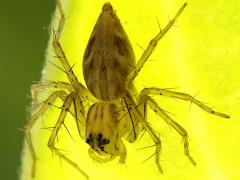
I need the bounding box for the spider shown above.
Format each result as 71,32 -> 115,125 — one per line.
24,1 -> 230,179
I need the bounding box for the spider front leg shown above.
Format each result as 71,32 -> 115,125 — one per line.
123,92 -> 163,173
73,93 -> 86,139
140,88 -> 230,119
24,90 -> 68,177
47,92 -> 89,179
138,94 -> 196,165
118,139 -> 127,164
31,81 -> 72,106
125,3 -> 187,88
52,0 -> 95,102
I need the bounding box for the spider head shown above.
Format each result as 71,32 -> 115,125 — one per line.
85,101 -> 127,158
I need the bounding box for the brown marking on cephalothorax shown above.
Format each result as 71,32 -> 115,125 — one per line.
109,103 -> 119,123
93,103 -> 99,120
99,103 -> 104,120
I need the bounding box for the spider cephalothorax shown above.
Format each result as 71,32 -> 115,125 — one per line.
85,101 -> 130,163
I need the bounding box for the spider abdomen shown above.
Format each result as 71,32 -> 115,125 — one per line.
83,3 -> 135,100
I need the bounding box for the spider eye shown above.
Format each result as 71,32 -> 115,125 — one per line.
97,133 -> 103,141
86,133 -> 93,144
102,138 -> 110,145
86,138 -> 90,144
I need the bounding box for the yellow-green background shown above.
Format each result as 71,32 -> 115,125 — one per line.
0,1 -> 54,180
2,0 -> 240,180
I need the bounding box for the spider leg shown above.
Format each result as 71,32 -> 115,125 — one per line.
140,88 -> 230,118
52,0 -> 95,101
73,94 -> 86,139
118,139 -> 127,164
24,90 -> 68,177
47,92 -> 89,179
55,0 -> 65,40
123,91 -> 163,173
31,81 -> 72,106
121,99 -> 139,143
125,3 -> 187,88
139,94 -> 196,165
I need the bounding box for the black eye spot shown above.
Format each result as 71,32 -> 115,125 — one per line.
97,133 -> 103,141
102,138 -> 110,145
86,138 -> 90,144
100,146 -> 104,151
102,139 -> 107,144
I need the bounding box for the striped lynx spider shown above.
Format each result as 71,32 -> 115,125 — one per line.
24,1 -> 229,179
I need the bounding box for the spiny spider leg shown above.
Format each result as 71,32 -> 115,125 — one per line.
53,0 -> 95,101
123,91 -> 163,173
140,88 -> 230,118
47,92 -> 89,179
55,0 -> 65,40
125,3 -> 187,88
25,1 -> 92,178
138,94 -> 196,165
73,93 -> 86,139
31,81 -> 72,106
24,90 -> 67,177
